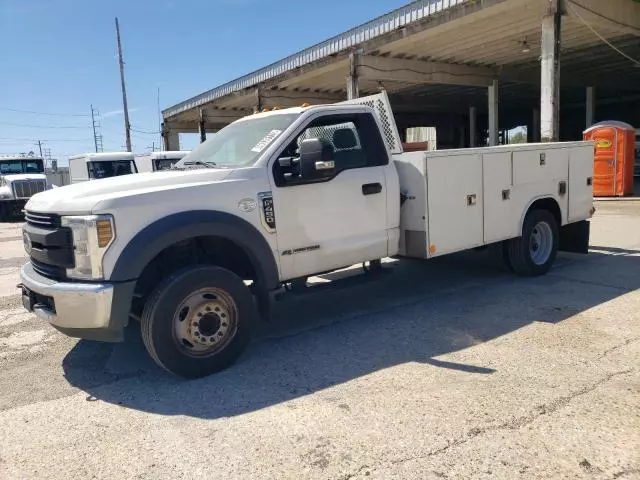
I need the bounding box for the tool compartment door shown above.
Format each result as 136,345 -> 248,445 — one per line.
426,153 -> 483,257
511,147 -> 569,227
483,151 -> 515,243
568,143 -> 594,222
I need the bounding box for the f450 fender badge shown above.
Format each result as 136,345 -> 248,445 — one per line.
258,191 -> 276,233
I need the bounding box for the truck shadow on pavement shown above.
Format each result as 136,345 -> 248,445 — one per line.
62,246 -> 640,419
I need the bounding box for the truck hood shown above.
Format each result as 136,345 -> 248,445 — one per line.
4,173 -> 47,182
26,169 -> 233,214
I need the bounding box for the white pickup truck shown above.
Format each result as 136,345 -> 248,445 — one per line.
18,93 -> 594,378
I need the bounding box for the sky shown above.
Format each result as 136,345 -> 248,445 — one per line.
0,0 -> 410,165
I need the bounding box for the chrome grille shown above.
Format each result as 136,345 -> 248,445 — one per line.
25,211 -> 61,228
12,179 -> 47,199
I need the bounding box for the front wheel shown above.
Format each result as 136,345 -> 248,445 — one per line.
141,266 -> 255,378
507,209 -> 558,277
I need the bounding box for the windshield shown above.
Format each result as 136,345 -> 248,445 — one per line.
176,113 -> 300,169
87,160 -> 136,179
0,159 -> 44,175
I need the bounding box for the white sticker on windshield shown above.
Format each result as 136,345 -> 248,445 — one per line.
251,130 -> 283,153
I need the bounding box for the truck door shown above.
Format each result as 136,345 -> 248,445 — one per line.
270,112 -> 390,281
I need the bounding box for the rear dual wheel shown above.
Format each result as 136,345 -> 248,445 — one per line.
141,266 -> 255,378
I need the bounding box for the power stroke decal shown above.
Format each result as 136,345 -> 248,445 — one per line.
258,191 -> 276,233
281,245 -> 320,256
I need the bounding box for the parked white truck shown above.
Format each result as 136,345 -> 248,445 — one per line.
69,152 -> 137,183
135,151 -> 191,173
18,93 -> 594,378
0,154 -> 52,221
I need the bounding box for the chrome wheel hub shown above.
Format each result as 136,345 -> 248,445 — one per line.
173,288 -> 238,356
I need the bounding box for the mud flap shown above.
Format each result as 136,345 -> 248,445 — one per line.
559,220 -> 590,254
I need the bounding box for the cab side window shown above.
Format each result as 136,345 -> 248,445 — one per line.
299,122 -> 366,170
273,113 -> 387,187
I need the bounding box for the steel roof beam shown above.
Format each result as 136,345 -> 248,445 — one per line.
358,55 -> 497,87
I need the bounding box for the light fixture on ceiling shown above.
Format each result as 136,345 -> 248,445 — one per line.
520,39 -> 531,53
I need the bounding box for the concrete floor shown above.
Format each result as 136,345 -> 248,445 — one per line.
0,201 -> 638,479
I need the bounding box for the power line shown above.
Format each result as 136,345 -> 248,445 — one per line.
131,127 -> 160,135
0,138 -> 89,142
566,0 -> 640,34
0,121 -> 90,129
567,1 -> 640,68
0,107 -> 91,117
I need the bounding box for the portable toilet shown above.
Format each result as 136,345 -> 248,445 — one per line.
583,121 -> 636,197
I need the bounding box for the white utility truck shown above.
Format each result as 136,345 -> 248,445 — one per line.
0,154 -> 52,221
135,151 -> 191,173
69,152 -> 137,183
19,93 -> 594,378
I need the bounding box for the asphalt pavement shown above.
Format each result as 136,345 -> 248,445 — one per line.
0,201 -> 638,479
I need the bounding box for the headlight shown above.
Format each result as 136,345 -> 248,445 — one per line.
61,214 -> 115,280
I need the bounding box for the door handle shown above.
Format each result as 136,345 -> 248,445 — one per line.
467,194 -> 477,206
362,182 -> 383,195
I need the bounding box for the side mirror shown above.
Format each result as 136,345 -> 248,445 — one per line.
299,138 -> 335,179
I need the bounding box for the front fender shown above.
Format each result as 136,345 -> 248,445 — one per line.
109,210 -> 280,290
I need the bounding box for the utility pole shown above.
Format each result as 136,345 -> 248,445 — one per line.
43,148 -> 52,170
36,140 -> 43,159
115,17 -> 132,152
90,105 -> 104,153
157,87 -> 162,151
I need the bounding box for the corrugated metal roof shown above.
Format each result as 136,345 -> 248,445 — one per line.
163,0 -> 470,118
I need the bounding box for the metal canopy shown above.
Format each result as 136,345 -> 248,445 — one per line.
163,0 -> 640,131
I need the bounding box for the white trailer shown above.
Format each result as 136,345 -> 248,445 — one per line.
20,93 -> 594,378
68,152 -> 137,183
135,151 -> 191,173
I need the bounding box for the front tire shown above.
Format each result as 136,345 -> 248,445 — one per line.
507,209 -> 558,277
141,266 -> 255,378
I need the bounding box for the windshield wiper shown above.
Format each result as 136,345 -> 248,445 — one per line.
190,161 -> 216,168
172,160 -> 217,170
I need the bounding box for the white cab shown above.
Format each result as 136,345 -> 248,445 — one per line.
69,152 -> 137,183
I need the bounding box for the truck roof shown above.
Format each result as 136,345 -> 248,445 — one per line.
0,155 -> 44,161
235,107 -> 305,122
235,103 -> 374,123
68,152 -> 135,162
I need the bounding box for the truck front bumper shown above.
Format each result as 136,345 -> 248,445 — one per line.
18,263 -> 135,342
0,199 -> 27,216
